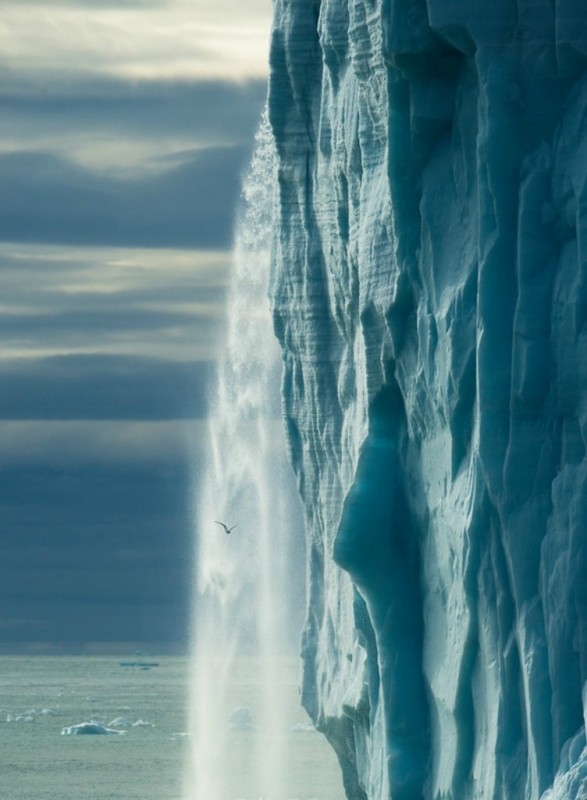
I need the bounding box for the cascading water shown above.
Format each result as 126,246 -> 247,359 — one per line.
183,112 -> 301,800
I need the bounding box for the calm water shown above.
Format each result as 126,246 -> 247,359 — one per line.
0,655 -> 343,800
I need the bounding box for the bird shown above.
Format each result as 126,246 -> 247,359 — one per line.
215,520 -> 238,534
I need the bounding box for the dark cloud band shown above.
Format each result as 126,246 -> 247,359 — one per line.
0,355 -> 212,420
0,145 -> 252,248
0,76 -> 267,143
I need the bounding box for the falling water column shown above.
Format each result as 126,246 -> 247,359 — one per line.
183,114 -> 297,800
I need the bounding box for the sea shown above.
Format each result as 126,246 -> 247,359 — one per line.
0,655 -> 344,800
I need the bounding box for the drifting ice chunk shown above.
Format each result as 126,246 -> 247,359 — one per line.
61,721 -> 126,736
6,713 -> 35,723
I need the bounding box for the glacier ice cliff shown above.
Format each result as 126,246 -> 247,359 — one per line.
267,1 -> 587,799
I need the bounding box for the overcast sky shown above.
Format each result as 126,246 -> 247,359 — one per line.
0,0 -> 273,653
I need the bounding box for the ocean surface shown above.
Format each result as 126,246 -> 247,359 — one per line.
0,655 -> 344,800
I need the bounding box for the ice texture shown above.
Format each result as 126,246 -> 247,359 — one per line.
267,1 -> 587,799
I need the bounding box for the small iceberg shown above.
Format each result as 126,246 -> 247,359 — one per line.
106,716 -> 154,729
6,713 -> 35,723
61,721 -> 126,736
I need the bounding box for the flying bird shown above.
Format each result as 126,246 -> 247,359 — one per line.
215,521 -> 238,534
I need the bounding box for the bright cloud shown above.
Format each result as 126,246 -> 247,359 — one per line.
0,0 -> 273,82
0,243 -> 232,360
0,77 -> 266,173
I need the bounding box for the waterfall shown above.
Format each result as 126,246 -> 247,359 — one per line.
183,111 -> 301,800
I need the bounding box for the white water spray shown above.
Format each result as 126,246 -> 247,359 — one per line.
183,112 -> 300,800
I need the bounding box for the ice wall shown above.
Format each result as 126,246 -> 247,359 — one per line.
267,2 -> 587,799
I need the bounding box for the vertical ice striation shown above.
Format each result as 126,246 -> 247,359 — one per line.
267,1 -> 587,799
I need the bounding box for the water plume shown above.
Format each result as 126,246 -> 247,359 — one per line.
183,111 -> 300,800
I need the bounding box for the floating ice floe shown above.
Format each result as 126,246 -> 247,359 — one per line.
6,713 -> 35,723
61,721 -> 126,736
106,716 -> 154,729
5,707 -> 58,722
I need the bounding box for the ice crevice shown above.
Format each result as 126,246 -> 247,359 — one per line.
267,0 -> 587,798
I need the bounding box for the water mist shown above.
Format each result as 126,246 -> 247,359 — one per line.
183,113 -> 301,800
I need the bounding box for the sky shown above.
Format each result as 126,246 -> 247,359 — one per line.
0,0 -> 273,653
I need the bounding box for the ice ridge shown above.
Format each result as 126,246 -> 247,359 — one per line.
267,1 -> 587,799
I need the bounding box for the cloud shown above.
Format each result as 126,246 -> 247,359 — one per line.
0,243 -> 233,360
0,144 -> 252,248
0,243 -> 231,298
0,1 -> 273,82
0,307 -> 220,359
0,355 -> 211,420
0,76 -> 267,172
4,1 -> 164,6
0,27 -> 270,251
